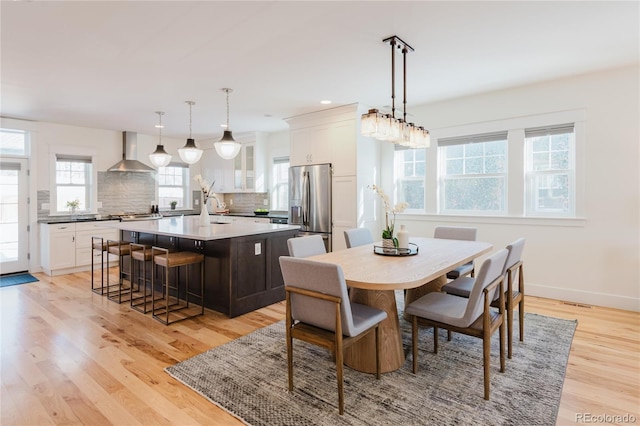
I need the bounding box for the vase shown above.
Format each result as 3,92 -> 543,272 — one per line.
199,203 -> 210,227
382,238 -> 396,249
397,225 -> 409,249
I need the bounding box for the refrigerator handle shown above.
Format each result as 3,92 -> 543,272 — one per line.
302,171 -> 310,226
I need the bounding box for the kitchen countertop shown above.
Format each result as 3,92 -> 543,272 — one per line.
105,215 -> 298,240
39,211 -> 288,224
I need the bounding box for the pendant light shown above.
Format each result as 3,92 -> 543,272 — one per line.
214,88 -> 241,160
149,111 -> 172,167
178,100 -> 203,164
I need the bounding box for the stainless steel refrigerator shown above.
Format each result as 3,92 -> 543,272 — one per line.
288,163 -> 332,251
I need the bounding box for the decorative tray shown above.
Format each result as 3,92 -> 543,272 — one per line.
373,243 -> 419,256
254,211 -> 270,216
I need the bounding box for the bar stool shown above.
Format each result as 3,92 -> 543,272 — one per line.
106,240 -> 139,304
91,236 -> 119,295
151,246 -> 205,325
130,243 -> 159,313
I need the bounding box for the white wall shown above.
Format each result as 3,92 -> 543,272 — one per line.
388,65 -> 639,311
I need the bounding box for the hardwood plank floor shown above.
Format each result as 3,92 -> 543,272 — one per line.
1,271 -> 638,425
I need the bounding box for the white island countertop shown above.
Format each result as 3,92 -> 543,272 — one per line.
106,216 -> 299,241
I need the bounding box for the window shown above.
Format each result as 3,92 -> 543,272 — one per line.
0,129 -> 28,156
525,124 -> 575,216
394,148 -> 425,210
55,155 -> 92,213
271,157 -> 289,211
438,132 -> 508,214
158,164 -> 190,209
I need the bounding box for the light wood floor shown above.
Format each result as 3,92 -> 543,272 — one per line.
1,271 -> 638,425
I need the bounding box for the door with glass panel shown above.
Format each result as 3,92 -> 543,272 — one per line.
0,158 -> 29,274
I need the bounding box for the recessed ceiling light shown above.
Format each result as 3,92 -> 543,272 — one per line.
320,100 -> 332,105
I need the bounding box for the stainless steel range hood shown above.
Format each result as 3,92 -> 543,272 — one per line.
108,131 -> 155,172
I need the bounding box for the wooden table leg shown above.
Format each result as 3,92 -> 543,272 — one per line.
403,275 -> 447,321
344,289 -> 404,373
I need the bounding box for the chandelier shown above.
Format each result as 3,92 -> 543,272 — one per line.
361,35 -> 430,148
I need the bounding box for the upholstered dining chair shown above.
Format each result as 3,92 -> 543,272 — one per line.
434,226 -> 478,279
287,235 -> 326,258
442,238 -> 526,358
405,248 -> 508,400
279,256 -> 388,415
344,227 -> 374,248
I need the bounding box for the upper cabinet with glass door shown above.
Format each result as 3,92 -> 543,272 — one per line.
233,143 -> 255,192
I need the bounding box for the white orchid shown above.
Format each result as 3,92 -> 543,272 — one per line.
194,174 -> 215,201
370,185 -> 408,241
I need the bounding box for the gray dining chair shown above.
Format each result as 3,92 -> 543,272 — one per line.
405,248 -> 508,400
279,256 -> 388,415
287,235 -> 326,257
434,226 -> 477,279
442,238 -> 526,358
344,228 -> 374,248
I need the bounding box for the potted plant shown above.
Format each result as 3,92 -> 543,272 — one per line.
66,199 -> 80,219
170,201 -> 178,210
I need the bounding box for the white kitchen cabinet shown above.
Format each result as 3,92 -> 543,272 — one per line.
289,124 -> 331,166
201,148 -> 234,193
287,104 -> 380,252
41,223 -> 76,271
40,221 -> 119,276
330,119 -> 357,176
233,143 -> 255,192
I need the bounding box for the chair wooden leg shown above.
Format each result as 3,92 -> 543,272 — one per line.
483,329 -> 490,400
499,321 -> 506,374
375,325 -> 381,380
412,316 -> 418,374
433,326 -> 439,354
507,298 -> 514,359
447,330 -> 452,341
519,298 -> 525,342
336,336 -> 344,415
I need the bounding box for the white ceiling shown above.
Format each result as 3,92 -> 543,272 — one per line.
1,1 -> 638,140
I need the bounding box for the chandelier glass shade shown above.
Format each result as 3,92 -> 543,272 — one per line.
214,88 -> 241,160
149,111 -> 172,168
178,100 -> 203,164
361,35 -> 430,149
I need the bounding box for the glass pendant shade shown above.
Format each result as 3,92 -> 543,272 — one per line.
149,144 -> 172,167
178,138 -> 203,164
214,130 -> 241,160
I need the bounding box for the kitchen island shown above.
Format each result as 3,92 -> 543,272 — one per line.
108,216 -> 299,317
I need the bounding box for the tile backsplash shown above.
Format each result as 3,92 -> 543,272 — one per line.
38,171 -> 273,218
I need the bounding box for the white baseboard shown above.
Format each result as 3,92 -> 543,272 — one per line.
527,282 -> 640,312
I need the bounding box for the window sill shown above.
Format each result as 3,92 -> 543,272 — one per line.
399,213 -> 586,228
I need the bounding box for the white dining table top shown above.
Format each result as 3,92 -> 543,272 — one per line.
309,237 -> 493,291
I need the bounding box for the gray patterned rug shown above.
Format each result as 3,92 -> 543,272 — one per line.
166,298 -> 576,425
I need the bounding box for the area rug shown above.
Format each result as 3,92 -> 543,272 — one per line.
166,300 -> 576,426
0,273 -> 39,288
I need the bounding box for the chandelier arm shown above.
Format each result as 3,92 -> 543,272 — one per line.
390,38 -> 396,119
402,45 -> 408,122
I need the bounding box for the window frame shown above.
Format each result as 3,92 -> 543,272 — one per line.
524,124 -> 576,217
271,156 -> 289,212
393,146 -> 426,212
437,132 -> 508,216
391,109 -> 585,220
49,146 -> 97,215
157,163 -> 191,210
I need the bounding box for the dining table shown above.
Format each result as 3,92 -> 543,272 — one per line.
309,236 -> 493,373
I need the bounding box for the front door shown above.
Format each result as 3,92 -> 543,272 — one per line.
0,158 -> 29,274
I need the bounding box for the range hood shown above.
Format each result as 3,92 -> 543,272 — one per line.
108,131 -> 155,172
